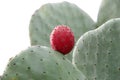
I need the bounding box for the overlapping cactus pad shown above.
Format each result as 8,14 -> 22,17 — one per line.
1,46 -> 86,80
73,18 -> 120,80
97,0 -> 120,26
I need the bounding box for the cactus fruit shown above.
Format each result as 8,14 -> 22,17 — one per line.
50,25 -> 75,55
29,1 -> 95,60
1,46 -> 86,80
73,18 -> 120,80
97,0 -> 120,26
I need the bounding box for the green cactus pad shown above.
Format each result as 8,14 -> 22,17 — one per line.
29,1 -> 95,60
2,46 -> 86,80
29,1 -> 95,46
73,18 -> 120,80
97,0 -> 120,26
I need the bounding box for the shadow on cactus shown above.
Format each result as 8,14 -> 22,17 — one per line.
29,1 -> 95,60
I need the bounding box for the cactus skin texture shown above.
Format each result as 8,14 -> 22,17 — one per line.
73,18 -> 120,80
97,0 -> 120,26
1,46 -> 86,80
29,1 -> 95,60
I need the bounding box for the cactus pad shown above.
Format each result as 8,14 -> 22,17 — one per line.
97,0 -> 120,26
73,18 -> 120,80
29,1 -> 95,60
29,1 -> 95,46
2,46 -> 86,80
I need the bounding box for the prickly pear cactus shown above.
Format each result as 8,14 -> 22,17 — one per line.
29,1 -> 95,60
1,46 -> 86,80
73,18 -> 120,80
97,0 -> 120,26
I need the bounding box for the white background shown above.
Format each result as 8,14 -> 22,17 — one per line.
0,0 -> 102,75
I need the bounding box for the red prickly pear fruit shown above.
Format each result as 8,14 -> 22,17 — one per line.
50,25 -> 75,55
